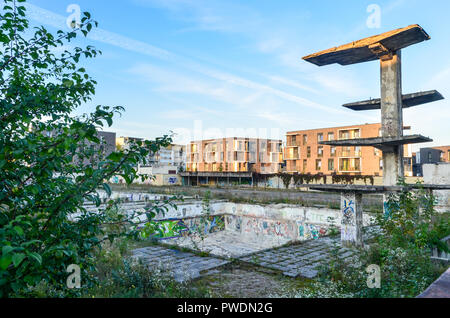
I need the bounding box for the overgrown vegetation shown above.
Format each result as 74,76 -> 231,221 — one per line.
0,0 -> 173,297
278,180 -> 449,298
86,238 -> 209,298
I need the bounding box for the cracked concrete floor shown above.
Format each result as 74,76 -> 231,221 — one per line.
162,230 -> 291,258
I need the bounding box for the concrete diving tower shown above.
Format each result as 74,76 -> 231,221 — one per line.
303,24 -> 444,187
301,24 -> 445,247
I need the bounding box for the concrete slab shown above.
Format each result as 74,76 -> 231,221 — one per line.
302,24 -> 429,66
131,245 -> 229,283
163,230 -> 291,258
239,228 -> 378,278
343,90 -> 444,111
319,135 -> 432,150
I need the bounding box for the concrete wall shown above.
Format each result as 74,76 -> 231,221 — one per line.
109,174 -> 182,186
423,163 -> 450,212
148,200 -> 375,242
127,185 -> 384,210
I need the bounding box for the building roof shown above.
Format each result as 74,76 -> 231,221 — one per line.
302,24 -> 430,66
189,137 -> 282,143
286,123 -> 381,135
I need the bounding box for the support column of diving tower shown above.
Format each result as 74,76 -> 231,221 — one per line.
302,24 -> 444,247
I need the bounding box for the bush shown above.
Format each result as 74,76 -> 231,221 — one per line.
0,0 -> 172,297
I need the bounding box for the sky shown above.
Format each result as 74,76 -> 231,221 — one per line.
24,0 -> 450,149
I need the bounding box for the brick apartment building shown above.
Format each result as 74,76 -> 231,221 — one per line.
284,123 -> 413,176
433,145 -> 450,163
186,137 -> 283,174
412,145 -> 450,176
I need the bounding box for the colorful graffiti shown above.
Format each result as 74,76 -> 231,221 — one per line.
141,215 -> 225,240
298,223 -> 329,240
140,220 -> 188,239
168,176 -> 178,184
342,197 -> 355,225
226,215 -> 296,239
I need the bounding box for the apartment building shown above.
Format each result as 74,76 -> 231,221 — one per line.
186,137 -> 283,174
284,123 -> 413,176
115,136 -> 186,185
433,145 -> 450,163
140,144 -> 186,172
117,137 -> 185,170
72,131 -> 116,167
413,145 -> 450,176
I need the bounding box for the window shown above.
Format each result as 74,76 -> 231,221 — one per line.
340,158 -> 361,172
307,146 -> 311,158
339,129 -> 360,140
328,159 -> 334,171
340,131 -> 349,139
303,134 -> 307,145
342,147 -> 351,157
316,159 -> 322,171
355,147 -> 362,157
286,147 -> 300,160
303,159 -> 307,172
317,133 -> 323,142
374,148 -> 381,157
330,147 -> 336,157
328,132 -> 334,141
290,135 -> 296,145
317,146 -> 323,158
379,159 -> 383,170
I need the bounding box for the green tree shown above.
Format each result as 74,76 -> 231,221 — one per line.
0,0 -> 171,297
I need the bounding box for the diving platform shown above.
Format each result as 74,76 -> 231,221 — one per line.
302,24 -> 430,66
319,135 -> 432,150
343,90 -> 444,111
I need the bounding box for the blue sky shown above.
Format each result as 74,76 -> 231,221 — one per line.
26,0 -> 450,149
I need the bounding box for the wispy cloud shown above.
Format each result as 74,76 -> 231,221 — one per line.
25,1 -> 376,130
132,0 -> 261,33
24,3 -> 174,61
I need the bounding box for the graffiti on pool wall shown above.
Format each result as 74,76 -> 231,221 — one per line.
168,176 -> 178,185
182,216 -> 225,236
140,220 -> 188,239
342,197 -> 355,225
298,223 -> 329,240
140,216 -> 225,240
225,215 -> 297,238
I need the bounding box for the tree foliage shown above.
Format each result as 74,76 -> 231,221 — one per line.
0,0 -> 171,297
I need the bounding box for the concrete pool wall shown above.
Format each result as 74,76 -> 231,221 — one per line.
151,201 -> 375,243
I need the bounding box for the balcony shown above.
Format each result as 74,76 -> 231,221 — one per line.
338,158 -> 362,173
270,152 -> 282,163
338,150 -> 362,157
338,128 -> 360,140
286,140 -> 301,147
